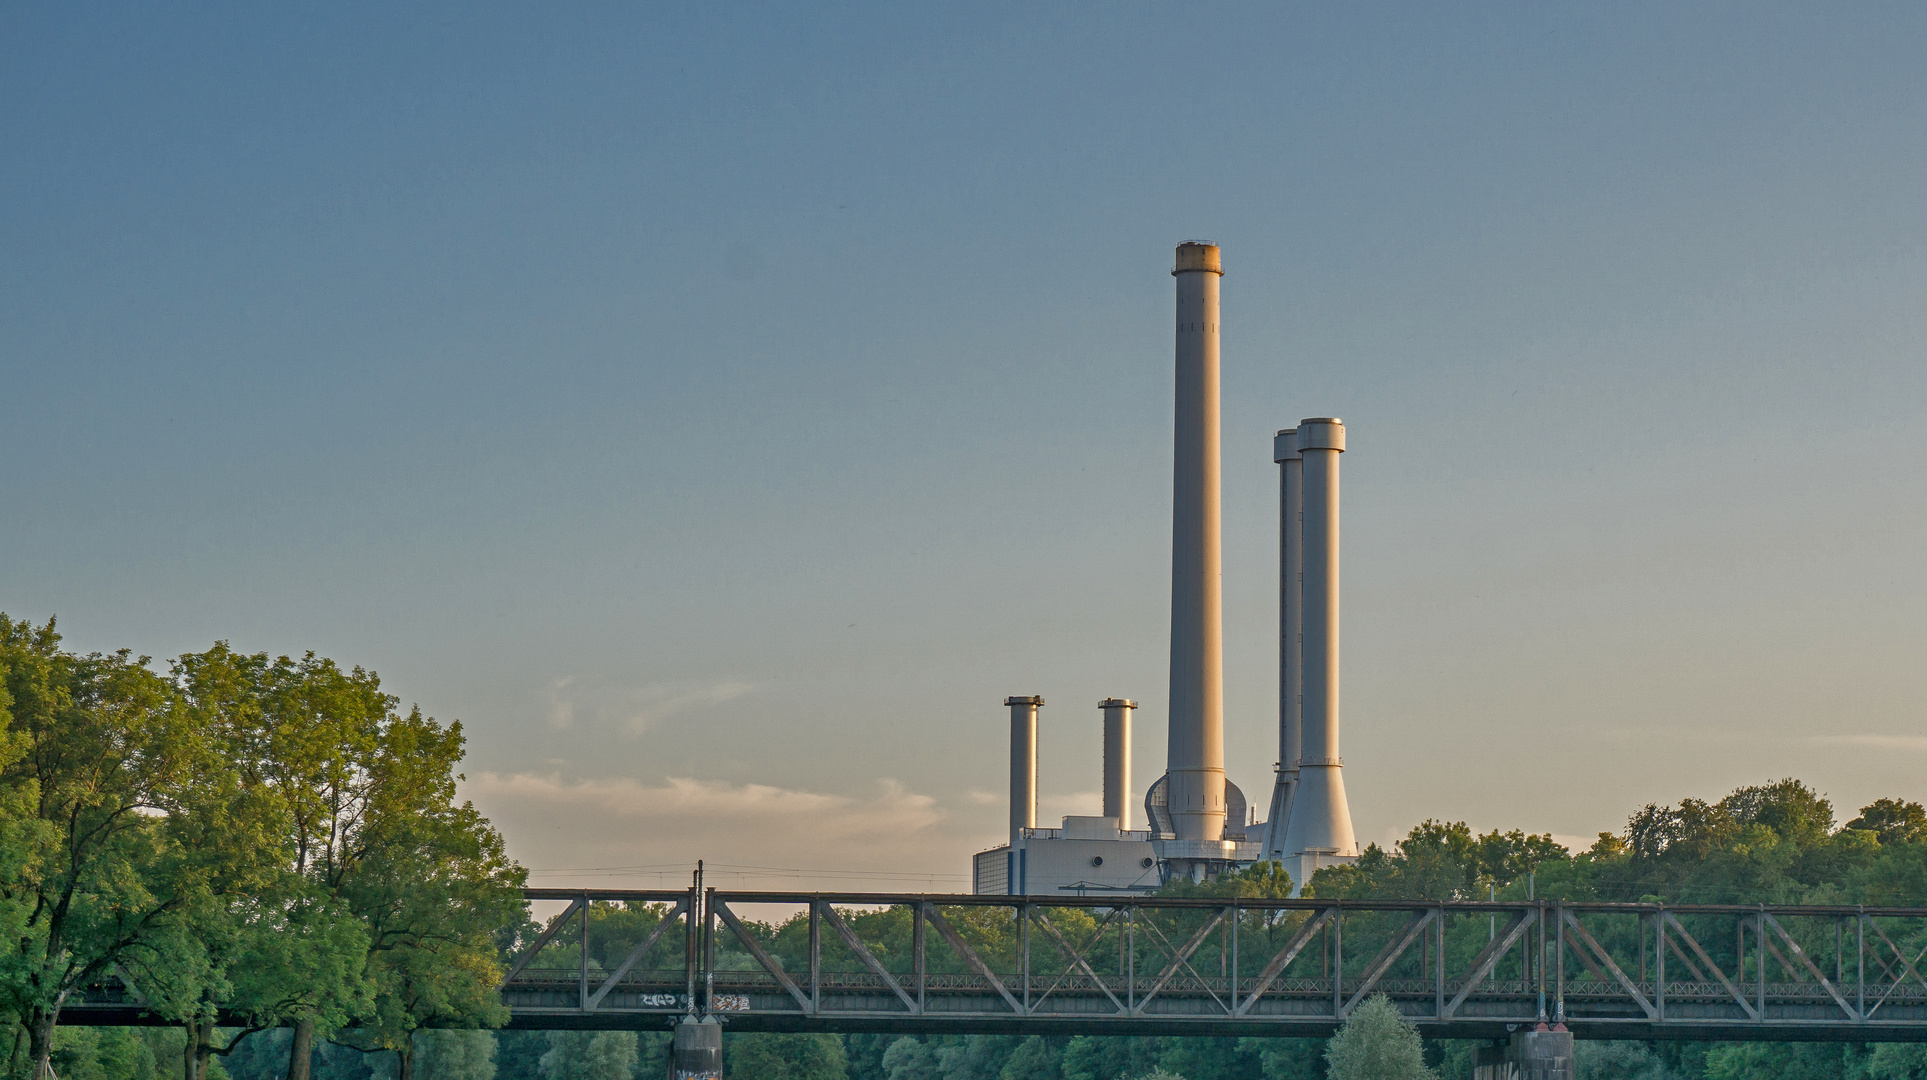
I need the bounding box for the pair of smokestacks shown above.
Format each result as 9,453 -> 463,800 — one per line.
1161,242 -> 1355,874
1006,696 -> 1136,843
1260,422 -> 1357,864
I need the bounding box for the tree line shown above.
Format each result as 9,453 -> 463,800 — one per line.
0,616 -> 525,1080
11,610 -> 1927,1080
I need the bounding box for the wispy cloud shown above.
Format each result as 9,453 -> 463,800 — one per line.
538,676 -> 754,733
461,772 -> 967,889
1812,734 -> 1927,752
623,681 -> 753,732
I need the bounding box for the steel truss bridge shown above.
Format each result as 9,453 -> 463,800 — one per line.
490,889 -> 1927,1041
59,888 -> 1927,1041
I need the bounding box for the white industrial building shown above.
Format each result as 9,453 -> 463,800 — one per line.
973,243 -> 1358,896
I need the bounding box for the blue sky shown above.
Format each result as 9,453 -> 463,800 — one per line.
4,3 -> 1925,887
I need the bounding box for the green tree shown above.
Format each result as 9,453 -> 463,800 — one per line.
1865,1043 -> 1927,1079
998,1036 -> 1062,1080
414,1030 -> 496,1080
1570,1040 -> 1691,1080
1058,1037 -> 1159,1080
1325,994 -> 1435,1080
1702,1041 -> 1866,1080
1234,1037 -> 1324,1080
724,1033 -> 848,1080
47,1027 -> 165,1080
538,1032 -> 635,1080
0,616 -> 281,1080
166,645 -> 383,1079
883,1037 -> 941,1080
1847,799 -> 1927,846
936,1035 -> 1018,1080
332,706 -> 525,1080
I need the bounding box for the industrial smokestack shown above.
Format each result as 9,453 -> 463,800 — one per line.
1100,698 -> 1135,831
1277,419 -> 1357,882
1164,241 -> 1227,849
1007,695 -> 1042,843
1261,428 -> 1303,860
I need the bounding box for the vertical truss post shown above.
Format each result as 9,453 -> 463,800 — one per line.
1554,901 -> 1565,1023
1756,909 -> 1766,1019
809,902 -> 821,1013
1231,901 -> 1240,1001
1656,905 -> 1666,1022
1436,905 -> 1447,1019
1128,905 -> 1136,1010
1858,908 -> 1866,1018
1021,902 -> 1031,1013
915,903 -> 927,1014
685,884 -> 699,1016
579,894 -> 591,1012
1537,903 -> 1548,1021
703,889 -> 717,1015
1332,907 -> 1344,1020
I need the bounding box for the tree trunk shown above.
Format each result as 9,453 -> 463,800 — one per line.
27,1009 -> 55,1080
182,1021 -> 197,1080
183,1019 -> 215,1080
196,1025 -> 217,1080
285,1018 -> 316,1080
395,1040 -> 413,1080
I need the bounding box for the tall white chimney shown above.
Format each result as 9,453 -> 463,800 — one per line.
1276,418 -> 1357,886
1261,428 -> 1303,860
1163,241 -> 1228,852
1100,698 -> 1135,831
1007,695 -> 1042,844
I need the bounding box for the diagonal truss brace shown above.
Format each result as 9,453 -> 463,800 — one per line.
1863,918 -> 1927,1019
1030,909 -> 1127,1015
503,896 -> 586,984
1561,910 -> 1656,1020
1236,909 -> 1336,1016
1132,907 -> 1233,1015
1664,933 -> 1710,983
712,898 -> 813,1014
1446,910 -> 1537,1019
1762,913 -> 1858,1021
922,903 -> 1022,1014
817,901 -> 918,1013
586,900 -> 687,1010
1660,912 -> 1757,1021
1344,909 -> 1438,1017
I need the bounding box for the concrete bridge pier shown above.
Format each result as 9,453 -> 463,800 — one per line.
1472,1026 -> 1573,1080
669,1017 -> 722,1080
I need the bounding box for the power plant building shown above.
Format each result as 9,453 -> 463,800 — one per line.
974,242 -> 1357,896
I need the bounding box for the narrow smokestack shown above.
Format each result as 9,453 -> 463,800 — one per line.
1100,698 -> 1135,831
1007,696 -> 1042,843
1165,241 -> 1227,848
1277,419 -> 1357,881
1261,428 -> 1303,860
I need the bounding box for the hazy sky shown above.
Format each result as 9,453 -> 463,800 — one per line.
5,3 -> 1925,890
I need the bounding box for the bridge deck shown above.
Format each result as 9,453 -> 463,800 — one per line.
58,890 -> 1927,1041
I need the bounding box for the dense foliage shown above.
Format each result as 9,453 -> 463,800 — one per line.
9,613 -> 1927,1080
0,616 -> 525,1080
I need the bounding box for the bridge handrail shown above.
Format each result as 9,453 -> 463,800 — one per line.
527,887 -> 1927,918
